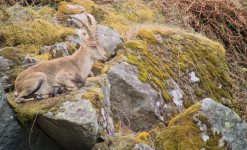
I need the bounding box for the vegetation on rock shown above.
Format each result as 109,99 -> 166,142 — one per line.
6,91 -> 80,126
0,5 -> 76,55
124,28 -> 235,110
154,103 -> 226,150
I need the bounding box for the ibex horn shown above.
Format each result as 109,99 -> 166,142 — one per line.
69,15 -> 95,41
86,13 -> 98,40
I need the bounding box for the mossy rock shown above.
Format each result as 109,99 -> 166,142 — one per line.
91,62 -> 105,76
38,7 -> 56,17
1,6 -> 76,55
97,0 -> 165,34
122,28 -> 236,109
153,103 -> 224,150
0,47 -> 25,65
56,1 -> 88,21
6,90 -> 80,126
56,0 -> 165,34
154,98 -> 247,149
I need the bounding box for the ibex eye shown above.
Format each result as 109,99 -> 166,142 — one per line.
92,45 -> 97,48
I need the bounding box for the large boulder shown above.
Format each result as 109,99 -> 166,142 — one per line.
7,74 -> 115,150
106,28 -> 237,131
154,98 -> 247,150
0,83 -> 63,150
107,62 -> 163,132
97,25 -> 122,56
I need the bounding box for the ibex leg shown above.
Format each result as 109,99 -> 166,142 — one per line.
55,71 -> 84,91
15,72 -> 47,103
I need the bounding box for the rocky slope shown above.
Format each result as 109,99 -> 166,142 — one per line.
1,1 -> 247,150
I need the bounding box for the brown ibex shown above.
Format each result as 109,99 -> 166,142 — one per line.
14,13 -> 108,103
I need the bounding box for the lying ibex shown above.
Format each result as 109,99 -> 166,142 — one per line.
14,13 -> 108,103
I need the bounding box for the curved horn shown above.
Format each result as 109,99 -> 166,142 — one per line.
86,13 -> 98,40
69,16 -> 95,41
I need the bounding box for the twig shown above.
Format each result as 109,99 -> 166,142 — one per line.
29,112 -> 39,150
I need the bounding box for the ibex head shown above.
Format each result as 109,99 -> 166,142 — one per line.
69,14 -> 108,62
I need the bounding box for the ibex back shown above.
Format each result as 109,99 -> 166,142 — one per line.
14,13 -> 108,103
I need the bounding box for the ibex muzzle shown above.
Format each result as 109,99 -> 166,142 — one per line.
14,13 -> 107,103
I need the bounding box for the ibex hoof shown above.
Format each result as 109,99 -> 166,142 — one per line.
15,98 -> 22,103
66,87 -> 78,91
36,94 -> 49,100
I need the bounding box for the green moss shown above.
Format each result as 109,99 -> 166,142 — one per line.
154,103 -> 225,150
59,0 -> 166,34
122,29 -> 234,108
96,135 -> 137,149
38,7 -> 56,17
6,91 -> 80,126
0,47 -> 25,64
81,88 -> 104,111
2,18 -> 76,54
91,62 -> 105,76
137,132 -> 151,145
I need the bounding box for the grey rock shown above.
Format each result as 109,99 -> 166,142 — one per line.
97,25 -> 122,56
0,83 -> 63,150
40,45 -> 52,54
107,62 -> 162,132
0,48 -> 37,90
52,43 -> 70,58
65,25 -> 122,57
200,98 -> 247,150
36,74 -> 115,150
0,56 -> 14,89
189,71 -> 200,83
37,99 -> 100,150
85,74 -> 116,138
65,29 -> 86,49
68,13 -> 89,28
136,143 -> 154,150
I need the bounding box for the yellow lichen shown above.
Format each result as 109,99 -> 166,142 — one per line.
123,28 -> 234,106
57,0 -> 165,34
0,47 -> 25,64
81,87 -> 104,113
154,103 -> 224,149
38,7 -> 56,17
34,53 -> 51,61
6,90 -> 80,126
137,132 -> 151,145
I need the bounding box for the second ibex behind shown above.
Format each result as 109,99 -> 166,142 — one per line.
14,13 -> 108,103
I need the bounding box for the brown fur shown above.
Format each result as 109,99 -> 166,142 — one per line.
14,14 -> 107,102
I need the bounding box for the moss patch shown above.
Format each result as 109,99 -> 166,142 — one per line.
57,0 -> 165,34
96,135 -> 137,149
0,47 -> 25,64
154,103 -> 224,150
137,132 -> 151,145
6,90 -> 80,126
1,6 -> 76,55
124,29 -> 234,107
38,7 -> 56,17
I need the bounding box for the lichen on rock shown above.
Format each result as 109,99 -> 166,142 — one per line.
154,98 -> 247,150
124,29 -> 234,108
6,90 -> 80,126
